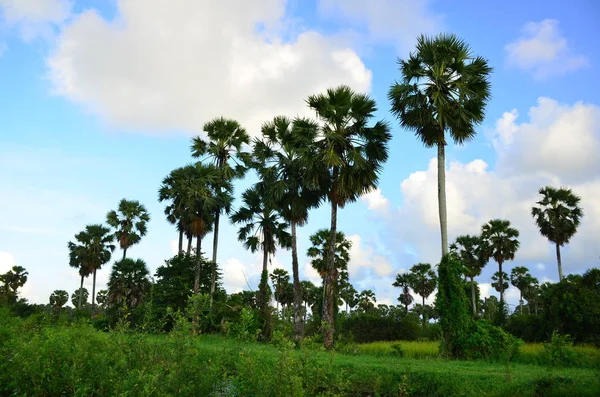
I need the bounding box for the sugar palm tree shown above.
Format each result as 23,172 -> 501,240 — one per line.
191,117 -> 250,304
450,234 -> 486,316
388,33 -> 492,257
339,280 -> 358,314
49,290 -> 69,311
68,237 -> 93,309
305,85 -> 391,349
510,266 -> 536,314
270,268 -> 290,316
307,228 -> 352,287
253,115 -> 323,342
491,271 -> 509,296
408,263 -> 437,326
107,258 -> 152,309
531,186 -> 583,281
106,199 -> 150,260
357,289 -> 377,313
0,266 -> 28,304
392,273 -> 414,313
68,224 -> 115,317
231,180 -> 291,339
480,219 -> 520,304
71,288 -> 88,308
159,166 -> 192,253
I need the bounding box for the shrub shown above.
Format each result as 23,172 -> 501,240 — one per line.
543,331 -> 580,367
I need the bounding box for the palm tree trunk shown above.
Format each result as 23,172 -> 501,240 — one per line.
91,269 -> 97,319
290,221 -> 303,344
194,236 -> 202,295
499,260 -> 504,304
437,143 -> 449,257
122,248 -> 127,260
78,274 -> 84,310
323,198 -> 338,350
556,243 -> 563,281
178,229 -> 184,253
471,276 -> 477,317
209,211 -> 221,308
422,295 -> 427,327
187,235 -> 192,255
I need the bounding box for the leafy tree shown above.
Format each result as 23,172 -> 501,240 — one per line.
339,280 -> 358,314
480,219 -> 520,303
300,280 -> 318,322
305,85 -> 391,349
253,115 -> 322,342
49,290 -> 69,311
71,288 -> 89,308
357,290 -> 377,314
531,186 -> 583,281
231,180 -> 291,340
408,263 -> 437,326
96,290 -> 108,309
450,235 -> 486,316
191,117 -> 250,304
270,268 -> 290,316
392,273 -> 414,313
0,266 -> 28,304
307,228 -> 351,288
389,34 -> 492,257
523,280 -> 541,315
106,199 -> 150,260
510,266 -> 536,313
107,258 -> 152,309
491,271 -> 509,298
67,224 -> 115,317
482,295 -> 499,321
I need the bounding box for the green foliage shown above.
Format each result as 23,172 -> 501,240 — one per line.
106,198 -> 150,258
543,332 -> 580,367
0,265 -> 28,304
229,307 -> 259,341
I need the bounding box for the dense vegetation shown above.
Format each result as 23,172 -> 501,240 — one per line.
1,33 -> 598,395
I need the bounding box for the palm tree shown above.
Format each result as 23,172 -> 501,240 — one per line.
522,280 -> 541,315
68,238 -> 93,309
357,289 -> 377,313
408,263 -> 437,326
71,288 -> 89,308
480,219 -> 520,304
491,271 -> 509,297
531,186 -> 583,281
0,266 -> 28,304
107,258 -> 152,309
270,268 -> 290,316
68,224 -> 115,317
392,273 -> 414,313
159,167 -> 191,253
253,115 -> 323,342
191,117 -> 250,304
305,85 -> 391,349
450,235 -> 486,316
106,199 -> 151,260
510,266 -> 536,313
339,280 -> 358,314
300,280 -> 318,322
231,180 -> 291,339
49,290 -> 69,311
388,33 -> 492,257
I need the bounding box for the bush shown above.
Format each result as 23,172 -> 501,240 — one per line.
543,332 -> 580,367
460,320 -> 522,361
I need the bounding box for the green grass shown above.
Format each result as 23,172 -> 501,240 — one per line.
1,311 -> 600,396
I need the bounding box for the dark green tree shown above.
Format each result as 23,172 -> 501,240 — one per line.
106,199 -> 150,260
450,234 -> 486,316
107,258 -> 152,309
49,290 -> 69,311
392,273 -> 414,313
408,263 -> 437,326
0,266 -> 28,304
71,288 -> 89,308
510,266 -> 536,313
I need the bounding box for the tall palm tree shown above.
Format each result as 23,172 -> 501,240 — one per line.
68,224 -> 115,317
191,117 -> 250,304
107,258 -> 152,309
253,115 -> 323,342
450,234 -> 486,316
305,85 -> 391,349
531,186 -> 583,281
408,263 -> 437,326
68,238 -> 93,309
106,199 -> 151,260
231,180 -> 291,339
159,166 -> 192,253
270,268 -> 290,316
388,33 -> 492,257
480,219 -> 520,304
392,273 -> 414,313
510,266 -> 536,314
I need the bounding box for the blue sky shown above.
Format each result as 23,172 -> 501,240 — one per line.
1,0 -> 599,309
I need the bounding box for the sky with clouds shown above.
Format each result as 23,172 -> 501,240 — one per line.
1,0 -> 598,310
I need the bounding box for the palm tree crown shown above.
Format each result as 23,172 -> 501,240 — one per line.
106,199 -> 150,260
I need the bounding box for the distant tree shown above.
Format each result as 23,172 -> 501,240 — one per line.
408,263 -> 437,326
339,280 -> 358,314
389,34 -> 492,257
96,290 -> 108,309
482,296 -> 499,321
522,280 -> 541,315
392,273 -> 414,313
49,290 -> 69,311
106,199 -> 150,260
531,186 -> 583,281
300,280 -> 318,322
107,258 -> 152,309
357,290 -> 377,314
491,271 -> 509,299
71,288 -> 89,308
305,85 -> 391,349
480,219 -> 520,303
450,235 -> 486,316
270,268 -> 290,316
0,266 -> 28,304
510,266 -> 536,313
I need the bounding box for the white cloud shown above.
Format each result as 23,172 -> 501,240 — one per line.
536,263 -> 545,270
0,0 -> 72,40
505,19 -> 588,79
347,234 -> 394,278
46,0 -> 372,136
360,188 -> 390,212
318,0 -> 442,51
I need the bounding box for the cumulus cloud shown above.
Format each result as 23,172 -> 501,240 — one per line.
360,188 -> 390,212
318,0 -> 442,50
0,0 -> 72,40
46,0 -> 372,136
504,19 -> 588,79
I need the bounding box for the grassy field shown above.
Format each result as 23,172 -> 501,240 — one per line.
1,313 -> 599,396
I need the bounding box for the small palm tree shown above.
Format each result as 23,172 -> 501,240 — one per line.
408,263 -> 437,326
531,186 -> 583,281
191,117 -> 250,304
270,268 -> 290,316
480,219 -> 520,304
107,258 -> 152,309
71,288 -> 89,308
305,85 -> 391,349
510,266 -> 536,313
106,199 -> 151,260
0,266 -> 28,304
49,290 -> 69,312
491,271 -> 509,297
450,235 -> 486,316
392,273 -> 414,313
388,33 -> 492,257
357,290 -> 377,313
339,280 -> 358,314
